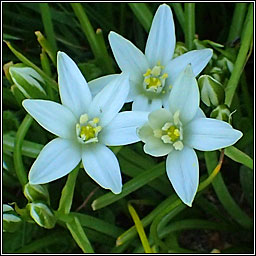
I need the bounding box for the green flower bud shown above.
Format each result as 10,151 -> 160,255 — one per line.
3,61 -> 14,84
209,67 -> 223,83
216,56 -> 234,73
9,65 -> 46,99
27,202 -> 56,229
3,204 -> 22,233
210,104 -> 231,122
23,183 -> 50,203
173,42 -> 188,58
198,75 -> 225,107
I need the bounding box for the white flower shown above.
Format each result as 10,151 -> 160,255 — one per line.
22,52 -> 148,194
137,65 -> 242,206
88,4 -> 213,112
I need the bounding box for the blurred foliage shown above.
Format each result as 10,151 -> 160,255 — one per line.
2,2 -> 253,253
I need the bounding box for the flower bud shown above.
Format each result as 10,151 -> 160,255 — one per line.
216,56 -> 234,73
23,183 -> 50,203
198,75 -> 225,107
3,204 -> 22,233
9,65 -> 46,99
173,42 -> 188,58
210,104 -> 231,122
3,61 -> 14,84
27,202 -> 56,229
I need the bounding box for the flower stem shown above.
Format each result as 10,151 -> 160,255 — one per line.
13,114 -> 33,187
57,163 -> 80,214
184,3 -> 195,50
224,3 -> 253,107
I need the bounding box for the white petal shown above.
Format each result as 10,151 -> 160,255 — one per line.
57,51 -> 92,118
88,74 -> 120,97
169,65 -> 199,124
145,4 -> 175,67
184,118 -> 243,151
22,99 -> 77,139
132,94 -> 162,111
195,108 -> 206,118
100,111 -> 149,146
166,146 -> 199,206
88,73 -> 129,127
109,31 -> 149,81
82,144 -> 122,194
127,80 -> 141,102
165,49 -> 213,85
29,138 -> 81,184
137,123 -> 153,143
144,136 -> 173,157
148,108 -> 172,129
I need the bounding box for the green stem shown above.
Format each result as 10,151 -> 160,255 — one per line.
13,114 -> 33,187
184,3 -> 195,50
227,3 -> 248,43
57,164 -> 80,214
40,3 -> 57,56
225,3 -> 253,107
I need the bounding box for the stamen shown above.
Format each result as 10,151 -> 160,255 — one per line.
80,114 -> 88,124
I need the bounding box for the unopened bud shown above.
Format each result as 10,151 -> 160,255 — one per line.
24,183 -> 50,203
198,75 -> 225,107
27,202 -> 56,229
9,65 -> 46,99
3,204 -> 22,232
210,104 -> 231,122
173,42 -> 188,58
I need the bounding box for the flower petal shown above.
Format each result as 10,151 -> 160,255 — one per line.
166,146 -> 199,206
29,138 -> 81,184
82,143 -> 122,194
108,31 -> 149,81
22,99 -> 77,139
137,123 -> 153,143
195,108 -> 206,118
165,49 -> 213,85
169,64 -> 199,124
88,74 -> 120,97
144,136 -> 173,157
184,118 -> 243,151
148,108 -> 172,129
88,73 -> 129,127
145,4 -> 175,67
57,51 -> 92,118
132,94 -> 162,111
100,111 -> 149,146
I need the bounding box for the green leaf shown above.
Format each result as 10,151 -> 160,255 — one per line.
224,146 -> 253,170
240,166 -> 253,207
66,216 -> 94,253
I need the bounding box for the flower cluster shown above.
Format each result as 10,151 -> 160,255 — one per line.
23,4 -> 242,206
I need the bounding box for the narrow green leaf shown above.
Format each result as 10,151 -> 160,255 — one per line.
128,203 -> 152,253
66,216 -> 94,253
205,151 -> 253,229
224,146 -> 253,170
39,3 -> 58,56
225,3 -> 253,107
128,3 -> 153,32
91,162 -> 165,210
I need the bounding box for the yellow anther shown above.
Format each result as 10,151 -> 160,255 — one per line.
145,78 -> 151,85
165,125 -> 180,142
143,69 -> 152,77
162,90 -> 166,94
174,129 -> 180,137
93,117 -> 99,124
161,73 -> 168,79
169,85 -> 172,89
80,125 -> 95,140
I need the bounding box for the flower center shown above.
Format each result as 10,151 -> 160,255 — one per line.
143,62 -> 168,94
153,111 -> 184,151
76,114 -> 102,144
